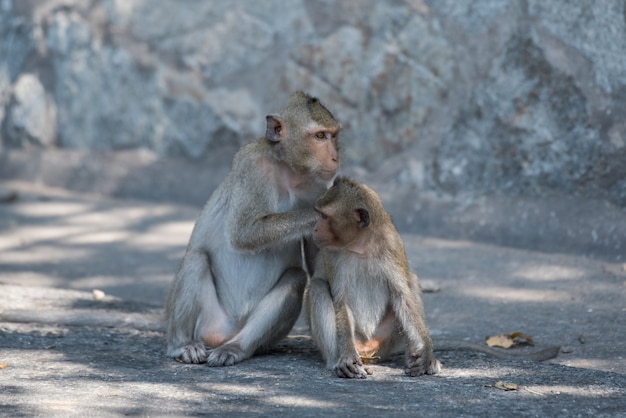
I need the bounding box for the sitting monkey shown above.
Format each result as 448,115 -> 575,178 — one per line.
305,177 -> 441,378
305,178 -> 559,379
166,92 -> 341,366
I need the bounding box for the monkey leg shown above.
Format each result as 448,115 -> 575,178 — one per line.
304,278 -> 339,367
166,250 -> 236,364
206,267 -> 307,367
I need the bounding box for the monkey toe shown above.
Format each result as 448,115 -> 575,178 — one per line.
206,344 -> 246,367
175,342 -> 208,364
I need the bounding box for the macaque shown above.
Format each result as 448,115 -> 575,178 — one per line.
305,177 -> 440,378
165,91 -> 341,366
305,178 -> 559,379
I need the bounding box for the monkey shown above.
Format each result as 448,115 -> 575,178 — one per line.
305,177 -> 441,378
165,91 -> 341,366
304,177 -> 560,379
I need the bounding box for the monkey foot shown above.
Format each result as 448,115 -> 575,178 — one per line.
175,341 -> 208,364
405,355 -> 441,377
206,344 -> 247,367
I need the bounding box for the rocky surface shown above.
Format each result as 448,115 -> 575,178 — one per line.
1,0 -> 625,206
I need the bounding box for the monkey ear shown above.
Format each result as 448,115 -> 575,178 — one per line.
354,208 -> 370,229
265,115 -> 286,143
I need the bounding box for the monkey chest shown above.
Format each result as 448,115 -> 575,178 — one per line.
333,264 -> 392,337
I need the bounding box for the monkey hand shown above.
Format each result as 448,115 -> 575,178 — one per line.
333,354 -> 373,379
175,341 -> 208,364
206,343 -> 247,367
405,349 -> 441,377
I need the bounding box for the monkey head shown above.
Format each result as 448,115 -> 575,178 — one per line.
313,177 -> 388,254
265,92 -> 341,182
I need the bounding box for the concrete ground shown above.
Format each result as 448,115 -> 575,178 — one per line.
0,177 -> 625,417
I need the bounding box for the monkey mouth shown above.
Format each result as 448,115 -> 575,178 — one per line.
313,238 -> 327,248
318,169 -> 338,181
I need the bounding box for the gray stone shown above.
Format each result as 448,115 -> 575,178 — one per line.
435,34 -> 599,195
528,0 -> 626,93
0,0 -> 625,206
5,73 -> 56,147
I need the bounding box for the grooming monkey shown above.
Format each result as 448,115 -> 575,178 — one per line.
305,178 -> 559,379
165,92 -> 341,366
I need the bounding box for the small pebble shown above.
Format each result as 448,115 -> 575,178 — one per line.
93,289 -> 106,301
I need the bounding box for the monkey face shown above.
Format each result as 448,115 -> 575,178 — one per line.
308,127 -> 340,181
313,207 -> 336,248
313,204 -> 366,250
266,92 -> 341,182
313,177 -> 380,254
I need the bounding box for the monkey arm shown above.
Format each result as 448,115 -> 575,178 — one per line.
229,208 -> 318,252
389,278 -> 442,376
389,276 -> 434,356
334,301 -> 357,357
225,150 -> 321,253
334,301 -> 370,378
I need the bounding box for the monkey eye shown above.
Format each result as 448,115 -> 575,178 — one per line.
315,132 -> 326,140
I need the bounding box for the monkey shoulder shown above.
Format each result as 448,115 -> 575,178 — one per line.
230,140 -> 270,182
231,140 -> 293,194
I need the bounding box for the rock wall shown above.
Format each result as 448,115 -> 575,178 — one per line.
1,0 -> 625,205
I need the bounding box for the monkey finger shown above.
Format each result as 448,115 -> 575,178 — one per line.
352,365 -> 368,379
334,364 -> 355,378
334,362 -> 367,379
428,359 -> 442,375
334,366 -> 350,378
404,358 -> 428,376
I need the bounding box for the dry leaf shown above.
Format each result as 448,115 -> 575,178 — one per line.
495,381 -> 519,391
0,363 -> 8,369
486,332 -> 535,348
486,334 -> 515,348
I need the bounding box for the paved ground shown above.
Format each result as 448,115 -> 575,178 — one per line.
1,179 -> 625,417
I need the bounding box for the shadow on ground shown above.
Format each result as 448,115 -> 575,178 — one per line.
0,177 -> 625,416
